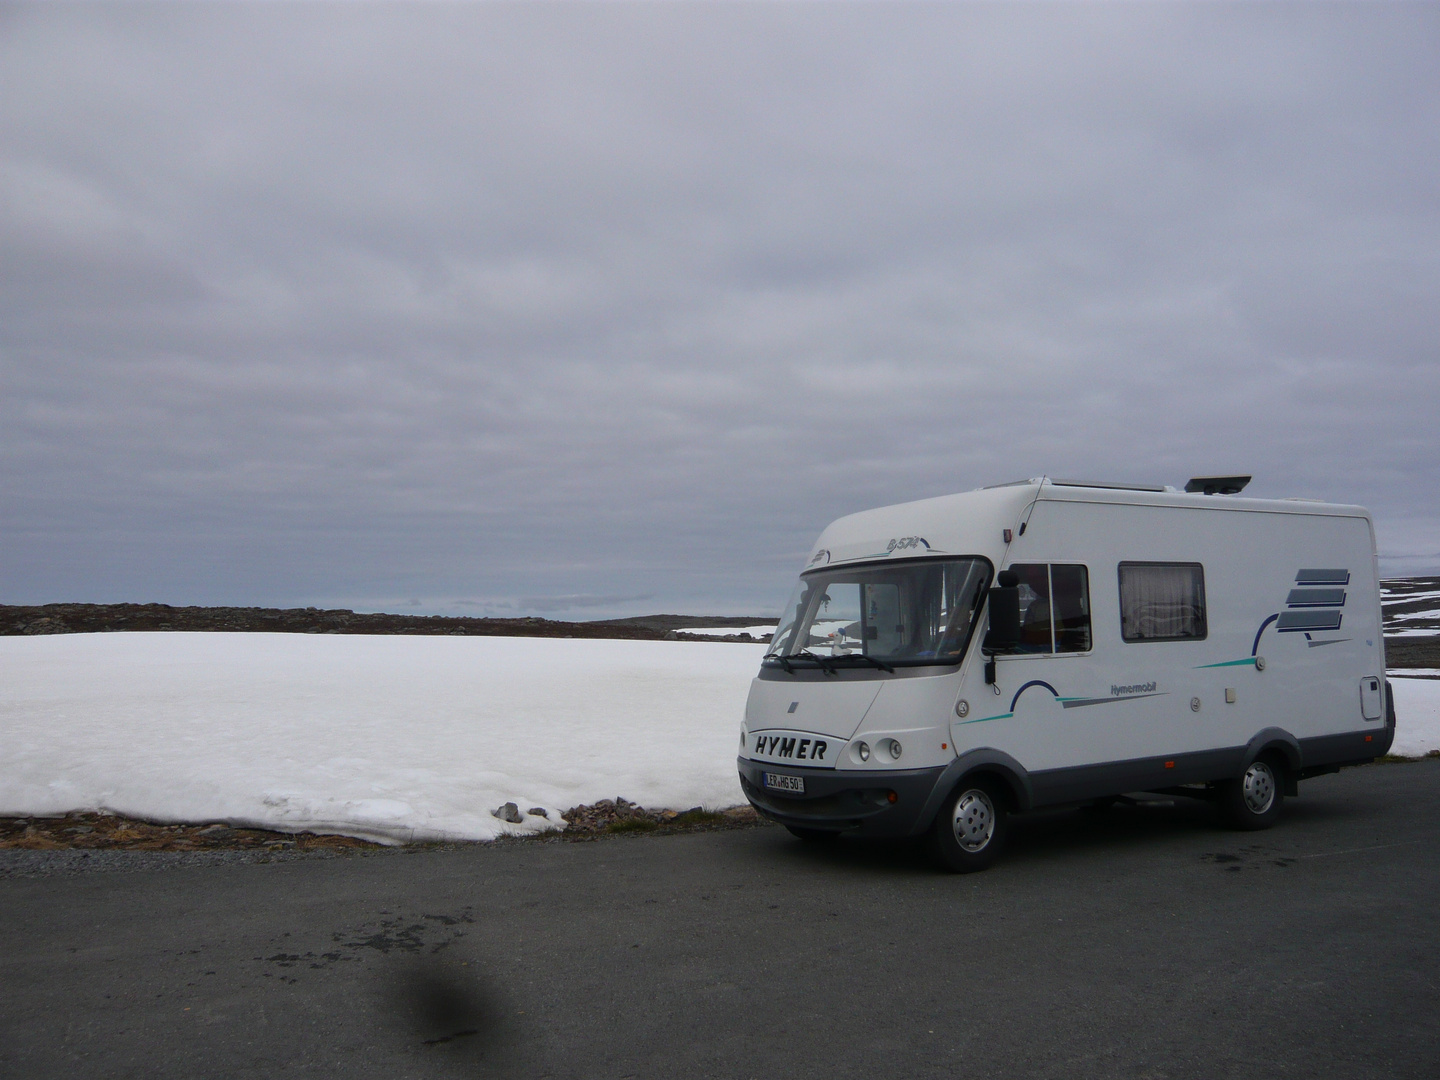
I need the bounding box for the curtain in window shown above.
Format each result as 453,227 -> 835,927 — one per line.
1119,563 -> 1205,641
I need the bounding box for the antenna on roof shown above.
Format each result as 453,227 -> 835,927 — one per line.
1185,475 -> 1251,495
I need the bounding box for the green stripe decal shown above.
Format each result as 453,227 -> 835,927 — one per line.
961,712 -> 1013,725
1195,658 -> 1259,669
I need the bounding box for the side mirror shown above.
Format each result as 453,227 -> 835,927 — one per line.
983,573 -> 1021,656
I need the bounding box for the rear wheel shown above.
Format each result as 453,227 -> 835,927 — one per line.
1219,756 -> 1285,830
785,825 -> 840,843
931,780 -> 1008,873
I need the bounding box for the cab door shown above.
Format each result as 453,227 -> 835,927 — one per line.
964,563 -> 1102,770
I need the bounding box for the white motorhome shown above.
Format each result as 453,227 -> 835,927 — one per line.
738,476 -> 1396,871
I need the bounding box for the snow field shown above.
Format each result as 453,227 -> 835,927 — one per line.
0,633 -> 765,844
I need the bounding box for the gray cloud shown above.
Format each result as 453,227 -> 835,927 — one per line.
2,2 -> 1437,615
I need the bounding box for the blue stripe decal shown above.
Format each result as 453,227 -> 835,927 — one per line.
1009,680 -> 1060,712
1196,657 -> 1259,669
1251,613 -> 1279,656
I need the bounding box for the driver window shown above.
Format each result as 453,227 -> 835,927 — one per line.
1007,563 -> 1092,655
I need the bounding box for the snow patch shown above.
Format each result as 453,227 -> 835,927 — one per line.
1386,608 -> 1440,622
1382,588 -> 1440,604
679,625 -> 777,638
1389,677 -> 1440,758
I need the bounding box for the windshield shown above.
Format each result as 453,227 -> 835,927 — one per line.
765,557 -> 991,668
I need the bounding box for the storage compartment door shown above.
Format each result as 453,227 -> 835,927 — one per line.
1360,676 -> 1383,721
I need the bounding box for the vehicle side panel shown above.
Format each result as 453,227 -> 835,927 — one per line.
948,498 -> 1384,798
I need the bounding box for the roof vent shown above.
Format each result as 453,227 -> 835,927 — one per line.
1185,475 -> 1251,496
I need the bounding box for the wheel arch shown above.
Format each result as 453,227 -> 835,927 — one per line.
913,748 -> 1033,836
1243,727 -> 1301,773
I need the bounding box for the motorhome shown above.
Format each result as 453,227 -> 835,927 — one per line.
738,476 -> 1396,871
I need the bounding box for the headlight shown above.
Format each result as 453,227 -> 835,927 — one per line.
856,741 -> 870,762
888,739 -> 903,760
739,729 -> 747,748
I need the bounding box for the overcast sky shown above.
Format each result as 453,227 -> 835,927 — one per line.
2,1 -> 1437,617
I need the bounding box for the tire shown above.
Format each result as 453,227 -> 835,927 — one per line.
931,779 -> 1008,873
785,825 -> 840,843
1219,755 -> 1285,830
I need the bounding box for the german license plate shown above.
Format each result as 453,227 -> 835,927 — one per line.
763,772 -> 804,794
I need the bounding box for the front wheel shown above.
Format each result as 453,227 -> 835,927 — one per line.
931,780 -> 1008,873
1219,756 -> 1285,830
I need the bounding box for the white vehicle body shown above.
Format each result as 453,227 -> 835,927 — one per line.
738,478 -> 1395,844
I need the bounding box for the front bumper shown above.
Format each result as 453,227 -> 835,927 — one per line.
737,756 -> 948,839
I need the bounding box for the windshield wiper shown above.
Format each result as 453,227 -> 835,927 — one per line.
793,649 -> 839,676
836,653 -> 895,673
770,649 -> 877,676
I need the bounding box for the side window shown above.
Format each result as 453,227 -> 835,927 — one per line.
1011,564 -> 1052,652
1052,565 -> 1092,652
1118,562 -> 1207,642
1006,563 -> 1092,654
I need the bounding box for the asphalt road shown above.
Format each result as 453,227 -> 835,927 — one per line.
3,761 -> 1438,1080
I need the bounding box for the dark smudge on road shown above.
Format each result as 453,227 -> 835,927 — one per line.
385,958 -> 519,1075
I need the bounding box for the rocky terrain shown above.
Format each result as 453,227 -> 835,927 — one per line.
0,603 -> 772,642
557,798 -> 758,837
1382,575 -> 1440,668
0,802 -> 763,855
1384,638 -> 1440,668
0,811 -> 382,853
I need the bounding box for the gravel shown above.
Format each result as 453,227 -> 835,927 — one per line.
0,844 -> 402,880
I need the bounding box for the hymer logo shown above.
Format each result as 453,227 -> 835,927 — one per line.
756,735 -> 828,761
